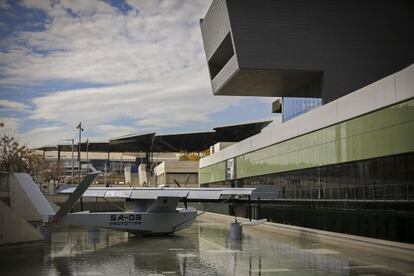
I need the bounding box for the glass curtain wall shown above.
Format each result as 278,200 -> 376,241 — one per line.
282,97 -> 322,122
203,152 -> 414,201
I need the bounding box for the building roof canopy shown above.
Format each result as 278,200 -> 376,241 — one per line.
37,120 -> 272,153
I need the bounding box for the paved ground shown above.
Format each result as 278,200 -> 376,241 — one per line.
0,217 -> 413,275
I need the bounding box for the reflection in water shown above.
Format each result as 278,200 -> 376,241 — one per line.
198,222 -> 411,276
48,224 -> 216,276
0,220 -> 412,276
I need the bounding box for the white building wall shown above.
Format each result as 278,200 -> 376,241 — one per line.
200,63 -> 414,169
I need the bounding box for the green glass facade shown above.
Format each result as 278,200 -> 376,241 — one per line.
199,161 -> 226,184
200,98 -> 414,184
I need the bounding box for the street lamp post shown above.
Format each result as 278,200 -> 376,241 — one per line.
76,122 -> 84,185
76,122 -> 84,211
65,138 -> 75,184
86,138 -> 89,165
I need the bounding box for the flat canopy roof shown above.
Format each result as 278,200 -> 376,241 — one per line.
109,120 -> 272,152
36,145 -> 58,151
37,120 -> 272,153
38,143 -> 119,153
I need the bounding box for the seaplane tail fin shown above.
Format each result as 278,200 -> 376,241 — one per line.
147,196 -> 182,213
14,173 -> 56,222
54,172 -> 100,221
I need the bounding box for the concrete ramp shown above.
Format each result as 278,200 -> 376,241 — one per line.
13,173 -> 55,221
0,200 -> 43,245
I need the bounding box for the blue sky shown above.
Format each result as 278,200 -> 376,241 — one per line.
0,0 -> 277,147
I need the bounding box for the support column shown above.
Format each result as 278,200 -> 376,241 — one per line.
57,145 -> 61,184
248,195 -> 251,221
42,149 -> 46,187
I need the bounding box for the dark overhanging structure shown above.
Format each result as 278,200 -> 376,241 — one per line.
200,0 -> 414,103
36,120 -> 272,166
109,120 -> 272,153
108,120 -> 272,166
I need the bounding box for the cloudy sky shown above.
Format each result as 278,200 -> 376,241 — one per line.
0,0 -> 276,147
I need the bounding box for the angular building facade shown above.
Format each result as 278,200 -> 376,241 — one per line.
199,0 -> 414,243
200,0 -> 414,103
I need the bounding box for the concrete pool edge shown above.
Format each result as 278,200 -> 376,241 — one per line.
201,212 -> 414,263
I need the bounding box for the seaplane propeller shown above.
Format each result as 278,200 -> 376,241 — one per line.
173,174 -> 190,188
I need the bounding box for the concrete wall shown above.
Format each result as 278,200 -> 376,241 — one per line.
9,175 -> 42,222
210,142 -> 236,155
154,160 -> 199,187
0,200 -> 43,245
0,174 -> 47,245
155,160 -> 199,175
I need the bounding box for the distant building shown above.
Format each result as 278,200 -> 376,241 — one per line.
36,121 -> 271,187
153,160 -> 199,188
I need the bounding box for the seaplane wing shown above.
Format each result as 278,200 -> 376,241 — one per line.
16,172 -> 277,235
55,185 -> 259,234
57,186 -> 257,201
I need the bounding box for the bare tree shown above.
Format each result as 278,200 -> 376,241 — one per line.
0,121 -> 42,174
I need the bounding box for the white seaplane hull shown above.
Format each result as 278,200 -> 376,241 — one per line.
63,207 -> 197,234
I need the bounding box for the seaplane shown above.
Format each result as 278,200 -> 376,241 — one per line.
14,172 -> 276,235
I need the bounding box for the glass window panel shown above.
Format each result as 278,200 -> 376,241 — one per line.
282,97 -> 322,122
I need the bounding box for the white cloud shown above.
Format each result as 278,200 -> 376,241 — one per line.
87,124 -> 137,141
0,0 -> 276,147
0,0 -> 212,86
20,124 -> 73,147
25,72 -> 249,147
0,99 -> 30,112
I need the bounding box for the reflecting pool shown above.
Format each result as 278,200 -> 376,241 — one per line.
0,218 -> 413,275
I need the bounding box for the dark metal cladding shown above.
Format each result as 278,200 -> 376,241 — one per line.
37,120 -> 272,153
200,0 -> 414,103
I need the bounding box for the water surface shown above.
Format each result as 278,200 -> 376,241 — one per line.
0,218 -> 412,275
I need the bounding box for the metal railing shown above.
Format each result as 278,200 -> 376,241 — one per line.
277,182 -> 413,202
